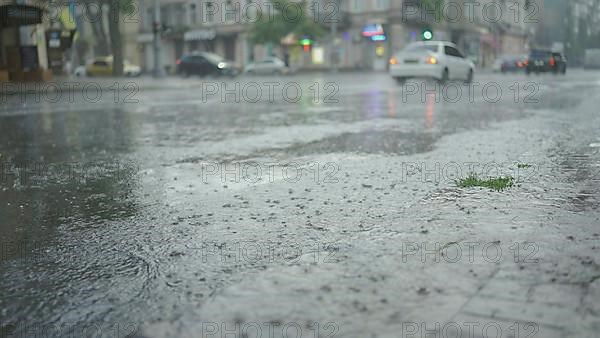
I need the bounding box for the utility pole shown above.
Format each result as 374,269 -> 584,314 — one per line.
153,0 -> 165,78
331,0 -> 339,73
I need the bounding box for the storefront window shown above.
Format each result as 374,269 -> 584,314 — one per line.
190,3 -> 197,25
204,2 -> 214,23
352,0 -> 362,13
376,0 -> 390,11
224,0 -> 237,23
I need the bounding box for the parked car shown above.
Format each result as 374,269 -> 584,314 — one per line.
525,50 -> 567,74
493,55 -> 528,73
176,52 -> 238,77
85,56 -> 141,77
244,57 -> 289,75
389,41 -> 474,84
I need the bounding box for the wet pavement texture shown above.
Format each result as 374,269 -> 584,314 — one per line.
1,71 -> 600,337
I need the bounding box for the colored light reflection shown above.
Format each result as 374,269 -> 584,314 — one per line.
425,92 -> 436,130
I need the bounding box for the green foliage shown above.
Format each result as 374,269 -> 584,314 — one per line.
118,0 -> 136,15
249,0 -> 325,46
421,0 -> 444,18
421,0 -> 442,11
456,174 -> 515,192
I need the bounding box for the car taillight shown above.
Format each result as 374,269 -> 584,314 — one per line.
389,57 -> 398,65
425,56 -> 438,65
176,59 -> 181,65
549,57 -> 555,66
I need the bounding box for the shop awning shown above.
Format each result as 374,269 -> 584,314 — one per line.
0,4 -> 43,26
184,29 -> 216,41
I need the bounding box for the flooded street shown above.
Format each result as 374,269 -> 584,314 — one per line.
2,71 -> 600,337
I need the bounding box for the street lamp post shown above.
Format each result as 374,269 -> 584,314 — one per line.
331,0 -> 339,73
153,0 -> 165,78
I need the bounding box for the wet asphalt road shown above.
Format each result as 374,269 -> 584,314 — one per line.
1,70 -> 600,337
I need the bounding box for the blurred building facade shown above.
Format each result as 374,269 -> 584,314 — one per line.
314,0 -> 532,69
442,0 -> 533,67
131,0 -> 534,73
137,0 -> 257,73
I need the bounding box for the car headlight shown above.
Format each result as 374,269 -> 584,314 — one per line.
425,56 -> 438,65
218,62 -> 226,69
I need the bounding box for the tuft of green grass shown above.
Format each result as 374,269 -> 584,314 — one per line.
456,173 -> 514,192
517,163 -> 532,169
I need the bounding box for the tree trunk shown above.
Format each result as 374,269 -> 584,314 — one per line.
109,0 -> 124,76
85,1 -> 109,55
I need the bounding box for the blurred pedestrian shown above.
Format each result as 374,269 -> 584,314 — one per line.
284,51 -> 290,67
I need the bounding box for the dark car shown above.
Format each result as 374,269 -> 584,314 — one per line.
493,55 -> 527,73
525,50 -> 567,74
176,52 -> 238,77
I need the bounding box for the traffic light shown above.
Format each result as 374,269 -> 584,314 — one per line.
422,28 -> 433,41
300,37 -> 313,52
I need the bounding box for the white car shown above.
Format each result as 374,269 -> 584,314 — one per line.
244,57 -> 289,75
389,41 -> 474,83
